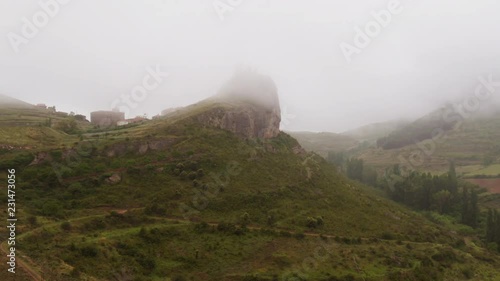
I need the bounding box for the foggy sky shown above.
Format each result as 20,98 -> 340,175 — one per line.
1,0 -> 500,132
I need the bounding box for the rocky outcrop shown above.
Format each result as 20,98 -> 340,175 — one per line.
197,70 -> 281,139
105,173 -> 122,185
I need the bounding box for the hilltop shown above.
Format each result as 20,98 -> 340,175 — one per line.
0,94 -> 34,108
1,79 -> 500,280
359,109 -> 500,175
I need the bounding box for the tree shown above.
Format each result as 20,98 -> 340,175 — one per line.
55,118 -> 78,134
346,158 -> 364,182
470,190 -> 478,228
362,166 -> 378,186
327,151 -> 345,167
487,209 -> 495,242
432,190 -> 451,214
447,160 -> 458,194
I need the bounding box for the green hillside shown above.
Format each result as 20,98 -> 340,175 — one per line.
342,120 -> 409,143
287,131 -> 359,157
358,112 -> 500,175
1,99 -> 500,280
0,98 -> 92,150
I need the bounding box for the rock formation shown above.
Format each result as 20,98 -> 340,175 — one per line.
197,70 -> 281,139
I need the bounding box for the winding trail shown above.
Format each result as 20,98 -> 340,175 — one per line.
6,209 -> 453,281
0,240 -> 42,281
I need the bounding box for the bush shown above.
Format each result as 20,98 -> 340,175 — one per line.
41,200 -> 64,218
188,171 -> 197,180
0,152 -> 34,169
80,245 -> 98,257
196,169 -> 204,178
217,222 -> 236,233
28,216 -> 38,226
461,266 -> 474,279
192,180 -> 200,187
187,161 -> 198,171
306,217 -> 318,228
294,232 -> 305,240
381,232 -> 395,240
61,221 -> 72,231
172,276 -> 186,281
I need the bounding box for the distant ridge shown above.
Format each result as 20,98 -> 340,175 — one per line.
342,119 -> 409,142
0,94 -> 33,108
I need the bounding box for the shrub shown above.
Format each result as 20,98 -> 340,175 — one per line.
294,232 -> 305,240
381,232 -> 395,240
192,180 -> 200,187
196,169 -> 204,178
80,245 -> 98,257
61,221 -> 72,231
217,222 -> 236,233
172,276 -> 186,281
187,161 -> 198,170
28,216 -> 38,226
306,217 -> 318,228
41,200 -> 64,218
188,171 -> 197,180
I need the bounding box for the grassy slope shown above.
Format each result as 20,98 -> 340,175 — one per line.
0,105 -> 90,149
0,102 -> 499,280
356,113 -> 500,175
342,120 -> 409,143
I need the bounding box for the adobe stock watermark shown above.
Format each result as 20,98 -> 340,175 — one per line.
385,74 -> 500,189
213,0 -> 244,21
110,65 -> 169,118
7,0 -> 72,54
340,0 -> 410,63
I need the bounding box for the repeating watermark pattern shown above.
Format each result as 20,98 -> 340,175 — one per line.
340,0 -> 409,63
385,74 -> 500,189
110,65 -> 169,118
179,161 -> 242,219
6,169 -> 17,274
213,0 -> 244,21
7,0 -> 72,54
51,140 -> 99,184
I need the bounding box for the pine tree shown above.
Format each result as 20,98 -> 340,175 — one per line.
486,209 -> 494,242
461,187 -> 470,225
470,190 -> 478,228
448,160 -> 458,194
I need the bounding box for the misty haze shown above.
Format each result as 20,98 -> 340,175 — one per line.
1,1 -> 500,280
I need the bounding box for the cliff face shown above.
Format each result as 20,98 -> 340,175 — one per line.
196,103 -> 281,139
197,71 -> 281,139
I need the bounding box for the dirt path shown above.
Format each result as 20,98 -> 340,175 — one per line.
12,209 -> 447,280
0,241 -> 42,281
